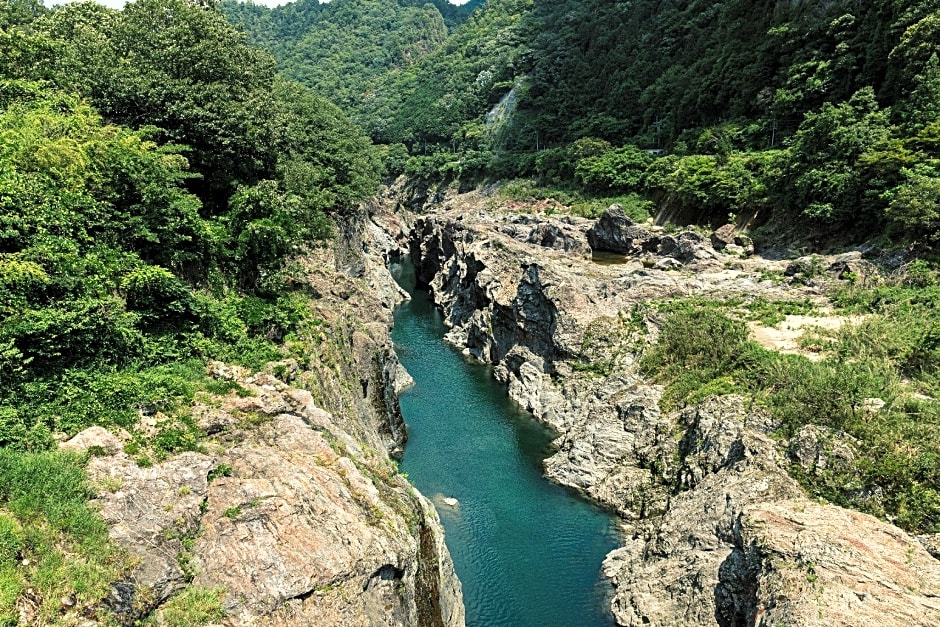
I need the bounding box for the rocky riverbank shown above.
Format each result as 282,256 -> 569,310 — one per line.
59,211 -> 464,626
375,177 -> 940,626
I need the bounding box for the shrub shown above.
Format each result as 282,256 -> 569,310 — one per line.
574,144 -> 653,192
643,291 -> 940,533
639,303 -> 750,409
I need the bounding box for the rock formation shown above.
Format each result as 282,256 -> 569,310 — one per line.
68,208 -> 464,626
373,179 -> 940,627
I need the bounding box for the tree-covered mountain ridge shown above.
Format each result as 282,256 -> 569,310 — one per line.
227,0 -> 940,248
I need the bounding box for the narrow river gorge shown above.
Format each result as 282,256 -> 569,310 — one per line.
365,186 -> 940,626
391,261 -> 621,627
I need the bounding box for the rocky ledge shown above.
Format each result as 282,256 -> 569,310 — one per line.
61,212 -> 464,626
375,179 -> 940,626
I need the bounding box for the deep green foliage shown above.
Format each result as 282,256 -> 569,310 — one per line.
0,0 -> 376,481
229,0 -> 940,244
221,0 -> 450,140
575,145 -> 654,193
639,303 -> 752,410
378,0 -> 530,148
783,88 -> 892,223
24,0 -> 379,220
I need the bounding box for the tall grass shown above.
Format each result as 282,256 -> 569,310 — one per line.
0,450 -> 128,624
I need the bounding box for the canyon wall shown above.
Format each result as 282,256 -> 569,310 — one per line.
63,207 -> 464,626
378,178 -> 940,627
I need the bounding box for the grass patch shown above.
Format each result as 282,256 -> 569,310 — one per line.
0,449 -> 130,624
3,360 -> 209,443
149,586 -> 226,627
742,296 -> 817,326
497,180 -> 653,220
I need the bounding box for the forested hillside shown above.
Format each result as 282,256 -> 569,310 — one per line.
216,0 -> 940,538
220,0 -> 485,138
228,0 -> 940,245
0,0 -> 379,620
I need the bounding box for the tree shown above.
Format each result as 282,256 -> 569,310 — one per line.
783,87 -> 891,224
38,0 -> 281,211
899,53 -> 940,133
885,165 -> 940,243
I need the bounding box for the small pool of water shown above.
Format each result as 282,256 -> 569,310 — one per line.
392,262 -> 621,627
590,251 -> 630,265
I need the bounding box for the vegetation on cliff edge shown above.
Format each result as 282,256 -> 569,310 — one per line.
0,0 -> 380,622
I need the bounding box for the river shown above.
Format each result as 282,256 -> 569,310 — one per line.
391,262 -> 621,627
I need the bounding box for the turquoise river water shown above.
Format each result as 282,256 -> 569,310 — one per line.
392,263 -> 621,627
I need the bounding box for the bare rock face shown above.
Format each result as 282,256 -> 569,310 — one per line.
657,231 -> 716,263
788,424 -> 859,474
83,209 -> 464,626
377,181 -> 932,627
721,501 -> 940,626
88,362 -> 463,627
601,398 -> 802,626
88,451 -> 215,605
193,413 -> 461,626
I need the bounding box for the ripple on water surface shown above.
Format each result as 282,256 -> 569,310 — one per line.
392,265 -> 621,627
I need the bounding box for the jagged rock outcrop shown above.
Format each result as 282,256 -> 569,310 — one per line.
720,500 -> 940,626
587,205 -> 661,255
373,179 -> 936,627
77,208 -> 464,626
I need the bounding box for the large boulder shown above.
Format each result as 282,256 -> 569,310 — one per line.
657,231 -> 714,262
712,225 -> 754,257
587,205 -> 660,255
88,451 -> 217,605
828,251 -> 879,282
711,224 -> 736,250
60,426 -> 123,455
733,233 -> 755,257
526,222 -> 589,253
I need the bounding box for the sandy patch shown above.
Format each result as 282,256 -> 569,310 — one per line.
749,314 -> 866,361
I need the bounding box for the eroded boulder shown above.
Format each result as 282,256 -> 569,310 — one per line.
587,205 -> 661,255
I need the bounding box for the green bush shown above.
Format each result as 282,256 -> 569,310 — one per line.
569,194 -> 653,220
574,144 -> 653,192
376,143 -> 410,176
639,303 -> 750,409
644,150 -> 776,218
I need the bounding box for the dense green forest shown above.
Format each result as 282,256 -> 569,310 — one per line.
219,0 -> 485,139
229,0 -> 940,244
0,0 -> 379,621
